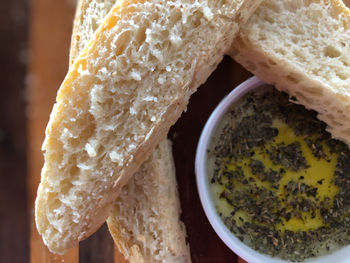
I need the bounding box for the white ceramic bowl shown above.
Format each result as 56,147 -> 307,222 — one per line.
195,76 -> 350,263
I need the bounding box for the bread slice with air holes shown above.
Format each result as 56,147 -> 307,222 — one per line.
70,1 -> 190,262
229,0 -> 350,145
107,140 -> 190,263
35,0 -> 262,254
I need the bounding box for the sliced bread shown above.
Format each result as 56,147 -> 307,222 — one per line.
35,0 -> 262,254
70,1 -> 190,262
107,140 -> 190,263
229,0 -> 350,145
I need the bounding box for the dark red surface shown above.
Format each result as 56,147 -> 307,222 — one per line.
170,56 -> 252,262
0,0 -> 29,262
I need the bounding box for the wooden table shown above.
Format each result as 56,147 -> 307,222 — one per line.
27,0 -> 251,262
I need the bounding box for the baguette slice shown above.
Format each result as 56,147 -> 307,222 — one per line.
35,0 -> 262,254
230,0 -> 350,145
70,1 -> 191,262
107,140 -> 190,263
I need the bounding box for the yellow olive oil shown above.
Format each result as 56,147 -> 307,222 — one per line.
209,86 -> 350,261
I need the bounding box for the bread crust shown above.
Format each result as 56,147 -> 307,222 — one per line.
35,0 -> 262,254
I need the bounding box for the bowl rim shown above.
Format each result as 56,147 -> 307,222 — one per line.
194,76 -> 350,263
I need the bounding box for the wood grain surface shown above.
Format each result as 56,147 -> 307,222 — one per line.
26,0 -> 252,262
27,0 -> 79,262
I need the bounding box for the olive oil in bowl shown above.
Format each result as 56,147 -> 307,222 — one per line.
208,85 -> 350,262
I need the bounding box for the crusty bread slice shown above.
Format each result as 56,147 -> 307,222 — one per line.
70,1 -> 190,262
229,0 -> 350,145
35,0 -> 262,254
344,0 -> 350,7
107,140 -> 190,263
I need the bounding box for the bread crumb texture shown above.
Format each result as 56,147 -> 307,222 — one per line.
107,140 -> 191,263
72,1 -> 191,261
230,0 -> 350,145
70,1 -> 191,261
79,1 -> 115,54
35,0 -> 261,254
